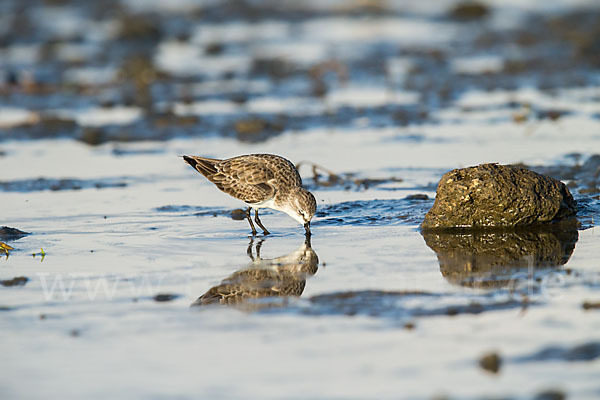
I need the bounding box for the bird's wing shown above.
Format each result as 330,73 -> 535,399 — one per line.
194,269 -> 306,306
211,158 -> 276,204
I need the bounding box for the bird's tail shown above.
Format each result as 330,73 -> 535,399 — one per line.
183,155 -> 219,178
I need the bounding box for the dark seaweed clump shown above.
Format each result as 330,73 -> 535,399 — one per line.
0,226 -> 30,241
515,342 -> 600,362
260,290 -> 529,320
0,178 -> 127,192
1,276 -> 29,287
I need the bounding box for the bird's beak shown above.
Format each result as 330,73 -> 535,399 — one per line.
304,221 -> 311,236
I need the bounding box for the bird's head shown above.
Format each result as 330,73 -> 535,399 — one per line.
283,187 -> 316,234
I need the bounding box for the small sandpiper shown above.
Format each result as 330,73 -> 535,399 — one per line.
183,153 -> 316,236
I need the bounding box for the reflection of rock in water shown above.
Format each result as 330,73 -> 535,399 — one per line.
422,222 -> 578,288
192,238 -> 318,309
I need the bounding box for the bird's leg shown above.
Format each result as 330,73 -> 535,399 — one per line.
246,207 -> 257,235
254,209 -> 270,235
246,237 -> 255,260
255,239 -> 264,259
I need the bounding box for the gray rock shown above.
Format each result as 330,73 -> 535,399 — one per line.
421,163 -> 576,229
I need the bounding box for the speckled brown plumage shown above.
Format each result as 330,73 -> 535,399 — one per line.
183,153 -> 316,235
183,154 -> 302,204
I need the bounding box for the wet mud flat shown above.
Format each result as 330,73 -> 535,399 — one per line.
2,0 -> 600,399
2,152 -> 600,400
2,0 -> 600,144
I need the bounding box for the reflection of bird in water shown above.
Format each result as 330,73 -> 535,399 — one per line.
192,237 -> 318,308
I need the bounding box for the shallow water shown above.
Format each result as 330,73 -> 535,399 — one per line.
2,0 -> 600,399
